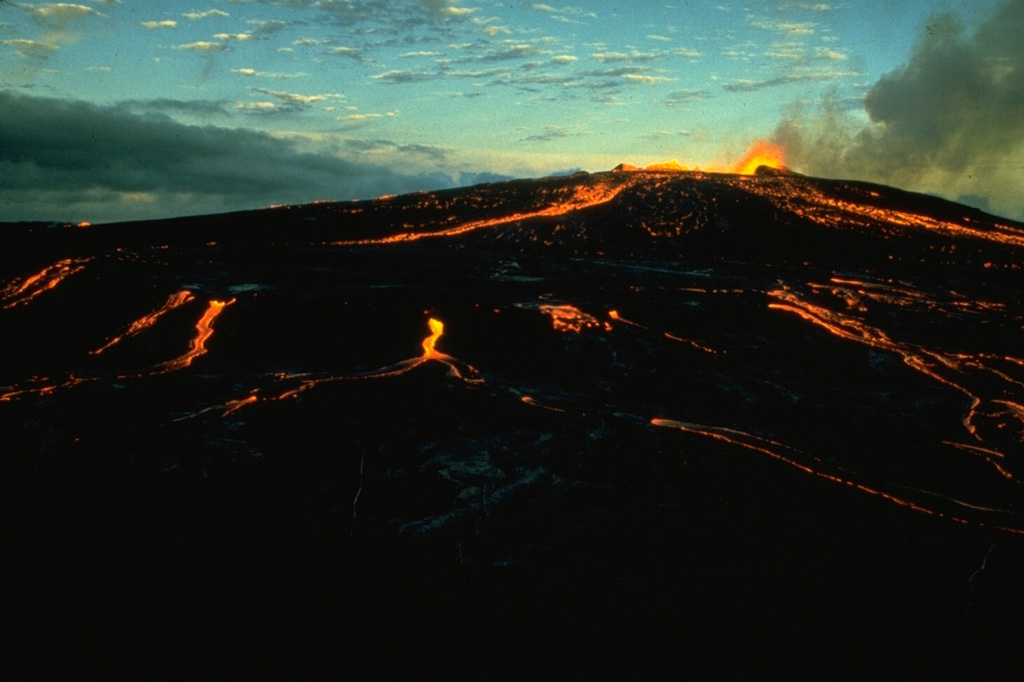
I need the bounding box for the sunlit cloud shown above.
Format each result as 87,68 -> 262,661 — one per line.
24,3 -> 96,22
750,19 -> 816,36
231,68 -> 307,79
371,69 -> 435,83
336,111 -> 397,123
252,88 -> 327,105
183,10 -> 230,20
330,46 -> 365,61
140,20 -> 177,29
591,50 -> 659,63
2,38 -> 60,58
214,32 -> 253,42
177,41 -> 228,53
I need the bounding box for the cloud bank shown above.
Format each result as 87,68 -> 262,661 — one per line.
771,0 -> 1024,220
0,91 -> 458,223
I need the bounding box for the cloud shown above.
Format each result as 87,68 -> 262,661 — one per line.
519,125 -> 571,143
183,9 -> 230,20
591,50 -> 659,63
245,19 -> 291,36
214,32 -> 253,41
371,69 -> 435,83
0,91 -> 461,223
343,138 -> 448,162
750,19 -> 816,36
770,0 -> 1024,220
252,88 -> 327,105
231,68 -> 307,79
520,3 -> 596,23
140,20 -> 177,29
177,41 -> 228,53
2,38 -> 60,58
336,111 -> 397,124
24,3 -> 96,22
622,74 -> 674,84
330,46 -> 365,61
121,98 -> 234,119
665,89 -> 711,106
722,68 -> 857,92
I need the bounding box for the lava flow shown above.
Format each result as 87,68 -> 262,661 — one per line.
91,290 -> 196,354
153,298 -> 235,373
1,258 -> 91,309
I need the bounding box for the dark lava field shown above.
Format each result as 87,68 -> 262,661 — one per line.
3,167 -> 1024,675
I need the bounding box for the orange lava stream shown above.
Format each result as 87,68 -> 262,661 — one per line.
539,305 -> 611,333
222,317 -> 485,409
768,286 -> 1024,489
651,418 -> 1023,533
333,182 -> 631,246
749,180 -> 1024,249
153,298 -> 234,373
91,290 -> 196,354
1,258 -> 92,309
609,308 -> 720,353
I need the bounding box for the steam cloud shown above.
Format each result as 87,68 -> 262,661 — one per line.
771,0 -> 1024,220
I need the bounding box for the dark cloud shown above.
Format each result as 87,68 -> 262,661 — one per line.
121,98 -> 234,119
342,138 -> 449,162
770,0 -> 1024,220
0,91 -> 460,223
519,125 -> 571,143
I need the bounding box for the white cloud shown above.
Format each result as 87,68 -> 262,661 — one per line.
183,10 -> 230,20
140,20 -> 177,29
177,41 -> 228,53
27,3 -> 96,22
2,38 -> 60,58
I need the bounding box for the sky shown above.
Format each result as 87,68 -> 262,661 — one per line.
1,0 -> 1021,223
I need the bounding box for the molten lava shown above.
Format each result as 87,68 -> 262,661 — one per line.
422,317 -> 445,357
622,140 -> 787,177
154,298 -> 234,372
731,140 -> 786,175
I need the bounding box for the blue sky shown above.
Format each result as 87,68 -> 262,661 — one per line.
2,0 -> 1021,222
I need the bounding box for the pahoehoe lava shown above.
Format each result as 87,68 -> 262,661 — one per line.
4,167 -> 1024,674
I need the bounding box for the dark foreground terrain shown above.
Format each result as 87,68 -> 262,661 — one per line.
3,167 -> 1024,675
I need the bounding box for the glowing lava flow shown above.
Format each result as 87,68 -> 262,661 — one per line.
651,418 -> 1024,534
91,290 -> 196,354
539,304 -> 611,333
211,317 -> 484,411
768,285 -> 1024,446
1,258 -> 92,309
153,298 -> 235,373
609,309 -> 719,353
731,140 -> 786,175
333,182 -> 631,246
625,140 -> 787,176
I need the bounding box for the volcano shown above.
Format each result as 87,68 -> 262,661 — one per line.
4,167 -> 1024,674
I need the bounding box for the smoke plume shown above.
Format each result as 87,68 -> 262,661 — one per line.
772,0 -> 1024,220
